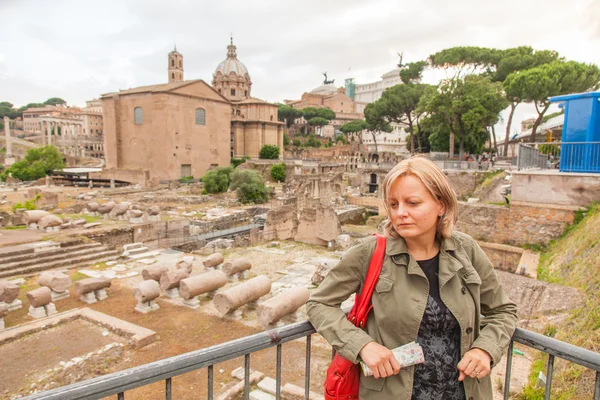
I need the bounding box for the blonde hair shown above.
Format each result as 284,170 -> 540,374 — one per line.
381,156 -> 458,240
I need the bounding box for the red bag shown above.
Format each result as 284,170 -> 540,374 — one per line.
324,234 -> 387,400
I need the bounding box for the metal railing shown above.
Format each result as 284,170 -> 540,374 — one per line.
21,322 -> 600,400
517,142 -> 600,173
435,160 -> 492,171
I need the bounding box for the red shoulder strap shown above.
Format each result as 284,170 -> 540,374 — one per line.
347,234 -> 386,328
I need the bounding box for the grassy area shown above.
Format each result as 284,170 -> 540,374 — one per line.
2,225 -> 27,230
518,202 -> 600,398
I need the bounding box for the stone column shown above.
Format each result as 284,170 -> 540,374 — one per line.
3,117 -> 15,166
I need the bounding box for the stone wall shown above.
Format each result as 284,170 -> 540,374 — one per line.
456,201 -> 578,246
444,171 -> 483,200
336,206 -> 367,225
478,241 -> 523,273
512,170 -> 600,207
264,204 -> 298,240
133,221 -> 167,243
81,227 -> 134,250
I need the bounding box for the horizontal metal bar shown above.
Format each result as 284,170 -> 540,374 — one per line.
22,325 -> 600,400
23,320 -> 316,400
512,329 -> 600,371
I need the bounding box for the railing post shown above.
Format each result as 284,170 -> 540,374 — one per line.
594,371 -> 600,400
165,377 -> 171,400
503,341 -> 514,400
276,344 -> 282,399
544,355 -> 555,400
305,335 -> 312,400
208,365 -> 214,400
244,354 -> 250,400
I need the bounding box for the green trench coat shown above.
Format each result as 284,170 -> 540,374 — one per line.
306,232 -> 518,400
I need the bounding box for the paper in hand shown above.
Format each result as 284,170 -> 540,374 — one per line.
360,341 -> 425,377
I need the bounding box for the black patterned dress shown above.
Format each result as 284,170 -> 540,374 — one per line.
411,253 -> 466,400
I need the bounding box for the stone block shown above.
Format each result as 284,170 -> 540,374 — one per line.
28,305 -> 47,319
50,290 -> 70,301
8,299 -> 22,312
249,389 -> 275,400
164,288 -> 180,299
182,297 -> 200,309
45,303 -> 57,316
95,289 -> 108,301
80,292 -> 97,304
257,377 -> 280,395
135,300 -> 160,314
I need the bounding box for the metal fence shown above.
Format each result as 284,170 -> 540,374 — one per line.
435,160 -> 492,171
517,142 -> 600,172
22,322 -> 600,400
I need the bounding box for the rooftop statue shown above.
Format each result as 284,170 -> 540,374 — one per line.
322,72 -> 335,85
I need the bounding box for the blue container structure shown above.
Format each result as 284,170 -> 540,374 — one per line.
550,91 -> 600,173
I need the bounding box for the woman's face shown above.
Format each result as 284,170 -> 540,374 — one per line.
388,174 -> 444,242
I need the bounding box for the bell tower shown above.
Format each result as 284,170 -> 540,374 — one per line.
168,46 -> 184,83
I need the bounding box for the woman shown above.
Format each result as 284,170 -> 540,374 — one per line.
307,156 -> 518,400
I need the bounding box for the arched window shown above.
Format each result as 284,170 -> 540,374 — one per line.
171,59 -> 174,67
134,107 -> 143,125
195,108 -> 206,125
171,73 -> 175,79
179,60 -> 182,68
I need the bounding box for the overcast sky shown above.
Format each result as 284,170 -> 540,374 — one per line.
1,0 -> 599,136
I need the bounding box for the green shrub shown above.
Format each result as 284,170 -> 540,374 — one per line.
293,139 -> 302,147
306,134 -> 321,148
12,195 -> 39,212
231,158 -> 246,168
179,175 -> 194,184
270,163 -> 286,183
202,166 -> 233,194
0,145 -> 64,182
283,134 -> 290,146
259,145 -> 280,159
230,169 -> 270,204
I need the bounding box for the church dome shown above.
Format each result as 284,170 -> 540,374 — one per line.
310,84 -> 338,95
215,58 -> 249,77
214,40 -> 250,79
212,38 -> 252,102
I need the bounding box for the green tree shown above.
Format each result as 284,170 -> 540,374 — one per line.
307,117 -> 329,134
316,107 -> 336,120
339,120 -> 368,142
0,102 -> 20,119
399,61 -> 428,84
371,83 -> 435,153
259,144 -> 280,159
292,138 -> 302,147
505,61 -> 600,142
301,107 -> 319,121
430,46 -> 561,154
283,133 -> 290,147
0,145 -> 65,182
202,166 -> 233,193
44,97 -> 67,106
277,104 -> 303,128
230,169 -> 270,204
270,163 -> 286,182
335,134 -> 347,145
423,75 -> 507,158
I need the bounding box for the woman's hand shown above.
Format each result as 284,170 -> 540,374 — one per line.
358,342 -> 401,379
457,348 -> 492,381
